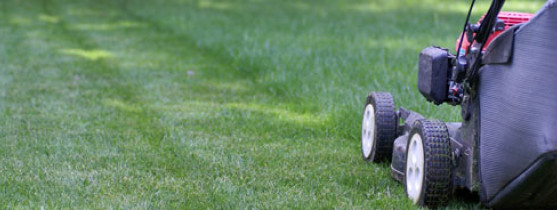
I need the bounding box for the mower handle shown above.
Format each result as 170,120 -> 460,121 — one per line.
464,0 -> 505,84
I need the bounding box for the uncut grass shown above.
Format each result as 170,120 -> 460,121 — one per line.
0,0 -> 545,208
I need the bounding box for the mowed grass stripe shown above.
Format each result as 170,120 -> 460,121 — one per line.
1,1 -> 216,209
1,1 -> 182,208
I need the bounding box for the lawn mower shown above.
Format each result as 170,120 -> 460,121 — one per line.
361,0 -> 557,208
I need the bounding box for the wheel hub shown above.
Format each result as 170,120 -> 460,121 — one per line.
406,133 -> 425,204
361,104 -> 375,158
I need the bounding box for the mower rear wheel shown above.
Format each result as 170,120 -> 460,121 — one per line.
405,119 -> 452,207
361,92 -> 397,162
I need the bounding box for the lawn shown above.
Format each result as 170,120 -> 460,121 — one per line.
0,0 -> 544,208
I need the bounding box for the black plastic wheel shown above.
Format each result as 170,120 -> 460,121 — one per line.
405,119 -> 452,207
361,92 -> 397,162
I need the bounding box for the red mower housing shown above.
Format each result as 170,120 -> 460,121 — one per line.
456,12 -> 534,55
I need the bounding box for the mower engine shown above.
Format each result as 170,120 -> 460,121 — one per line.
417,11 -> 533,106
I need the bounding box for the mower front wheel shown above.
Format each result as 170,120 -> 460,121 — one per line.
361,92 -> 397,162
405,119 -> 452,207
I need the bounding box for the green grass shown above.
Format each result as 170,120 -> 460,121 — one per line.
0,0 -> 544,208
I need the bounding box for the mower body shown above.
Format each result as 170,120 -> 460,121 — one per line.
363,0 -> 557,208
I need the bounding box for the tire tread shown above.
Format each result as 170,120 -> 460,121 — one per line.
365,92 -> 397,162
419,119 -> 452,207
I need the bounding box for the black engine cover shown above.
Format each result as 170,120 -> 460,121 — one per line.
417,47 -> 450,105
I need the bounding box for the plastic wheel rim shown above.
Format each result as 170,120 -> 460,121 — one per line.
406,133 -> 425,204
361,104 -> 375,158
